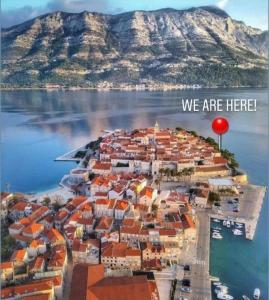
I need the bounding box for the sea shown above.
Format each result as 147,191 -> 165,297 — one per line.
1,88 -> 268,299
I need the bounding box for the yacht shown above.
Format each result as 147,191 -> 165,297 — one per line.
236,222 -> 243,227
213,218 -> 221,223
213,281 -> 222,286
223,220 -> 227,226
226,220 -> 231,228
242,296 -> 251,300
232,229 -> 243,236
254,288 -> 261,299
212,226 -> 222,231
231,221 -> 234,226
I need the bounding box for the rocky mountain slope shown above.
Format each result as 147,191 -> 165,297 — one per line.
2,6 -> 268,88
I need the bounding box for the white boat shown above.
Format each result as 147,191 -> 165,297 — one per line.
216,285 -> 228,292
232,229 -> 243,236
212,227 -> 222,231
216,292 -> 234,300
212,232 -> 223,240
223,220 -> 227,226
231,221 -> 234,226
254,288 -> 261,299
242,296 -> 251,300
226,220 -> 231,228
213,218 -> 221,223
236,222 -> 243,227
213,281 -> 222,286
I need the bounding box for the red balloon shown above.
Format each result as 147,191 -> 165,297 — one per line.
212,117 -> 229,135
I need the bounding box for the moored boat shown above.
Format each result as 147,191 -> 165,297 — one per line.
254,288 -> 261,299
213,218 -> 221,223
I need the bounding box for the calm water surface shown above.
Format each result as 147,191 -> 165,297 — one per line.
1,88 -> 268,298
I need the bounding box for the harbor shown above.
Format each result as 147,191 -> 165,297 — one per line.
210,184 -> 266,240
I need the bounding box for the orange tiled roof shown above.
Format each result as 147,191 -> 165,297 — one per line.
22,223 -> 44,235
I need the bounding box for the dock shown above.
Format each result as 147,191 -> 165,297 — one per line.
55,144 -> 87,162
210,184 -> 266,240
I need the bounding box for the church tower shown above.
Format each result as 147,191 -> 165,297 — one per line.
154,121 -> 160,133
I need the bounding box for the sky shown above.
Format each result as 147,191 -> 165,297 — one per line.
1,0 -> 268,30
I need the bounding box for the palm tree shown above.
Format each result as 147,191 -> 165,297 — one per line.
154,179 -> 161,192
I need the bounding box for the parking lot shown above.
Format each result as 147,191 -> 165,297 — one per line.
174,265 -> 192,300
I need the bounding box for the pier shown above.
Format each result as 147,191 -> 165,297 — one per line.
210,184 -> 266,240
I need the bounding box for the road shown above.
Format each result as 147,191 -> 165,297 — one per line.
190,210 -> 211,300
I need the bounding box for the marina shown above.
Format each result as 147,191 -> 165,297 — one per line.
210,184 -> 266,240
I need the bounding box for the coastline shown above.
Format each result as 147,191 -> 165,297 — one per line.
1,85 -> 267,92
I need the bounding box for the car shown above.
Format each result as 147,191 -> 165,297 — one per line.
183,265 -> 190,271
182,279 -> 191,287
180,287 -> 192,293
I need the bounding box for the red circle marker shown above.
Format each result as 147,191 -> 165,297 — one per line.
212,117 -> 229,135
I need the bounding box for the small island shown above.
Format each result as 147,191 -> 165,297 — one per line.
1,123 -> 266,300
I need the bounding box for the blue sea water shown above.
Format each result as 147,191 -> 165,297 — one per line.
1,88 -> 268,298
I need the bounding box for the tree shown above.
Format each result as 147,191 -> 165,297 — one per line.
1,235 -> 16,260
43,197 -> 51,207
154,179 -> 161,191
208,191 -> 221,204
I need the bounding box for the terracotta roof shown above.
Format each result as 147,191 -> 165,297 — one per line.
182,214 -> 196,229
45,228 -> 65,243
29,256 -> 45,271
11,249 -> 27,262
96,216 -> 113,231
140,187 -> 154,199
70,264 -> 154,300
115,200 -> 128,211
10,201 -> 28,212
22,223 -> 44,235
102,242 -> 140,258
30,238 -> 45,248
0,261 -> 13,270
21,294 -> 52,300
9,223 -> 25,231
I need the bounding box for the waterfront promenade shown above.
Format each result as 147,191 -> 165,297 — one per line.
190,210 -> 212,300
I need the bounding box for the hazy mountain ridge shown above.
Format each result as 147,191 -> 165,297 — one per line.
2,6 -> 268,88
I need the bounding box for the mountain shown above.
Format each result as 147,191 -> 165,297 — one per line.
1,6 -> 268,88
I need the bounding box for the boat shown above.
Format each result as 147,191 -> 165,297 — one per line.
212,227 -> 222,231
216,292 -> 234,300
212,232 -> 223,240
213,281 -> 222,286
242,296 -> 251,300
236,224 -> 243,229
236,222 -> 243,227
216,285 -> 228,292
226,220 -> 231,228
254,288 -> 261,299
223,220 -> 227,226
232,229 -> 243,236
231,221 -> 234,226
213,218 -> 221,223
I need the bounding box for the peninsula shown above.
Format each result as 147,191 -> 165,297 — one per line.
1,124 -> 266,300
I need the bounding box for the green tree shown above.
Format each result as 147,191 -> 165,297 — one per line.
43,197 -> 51,207
1,235 -> 16,260
208,191 -> 221,204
